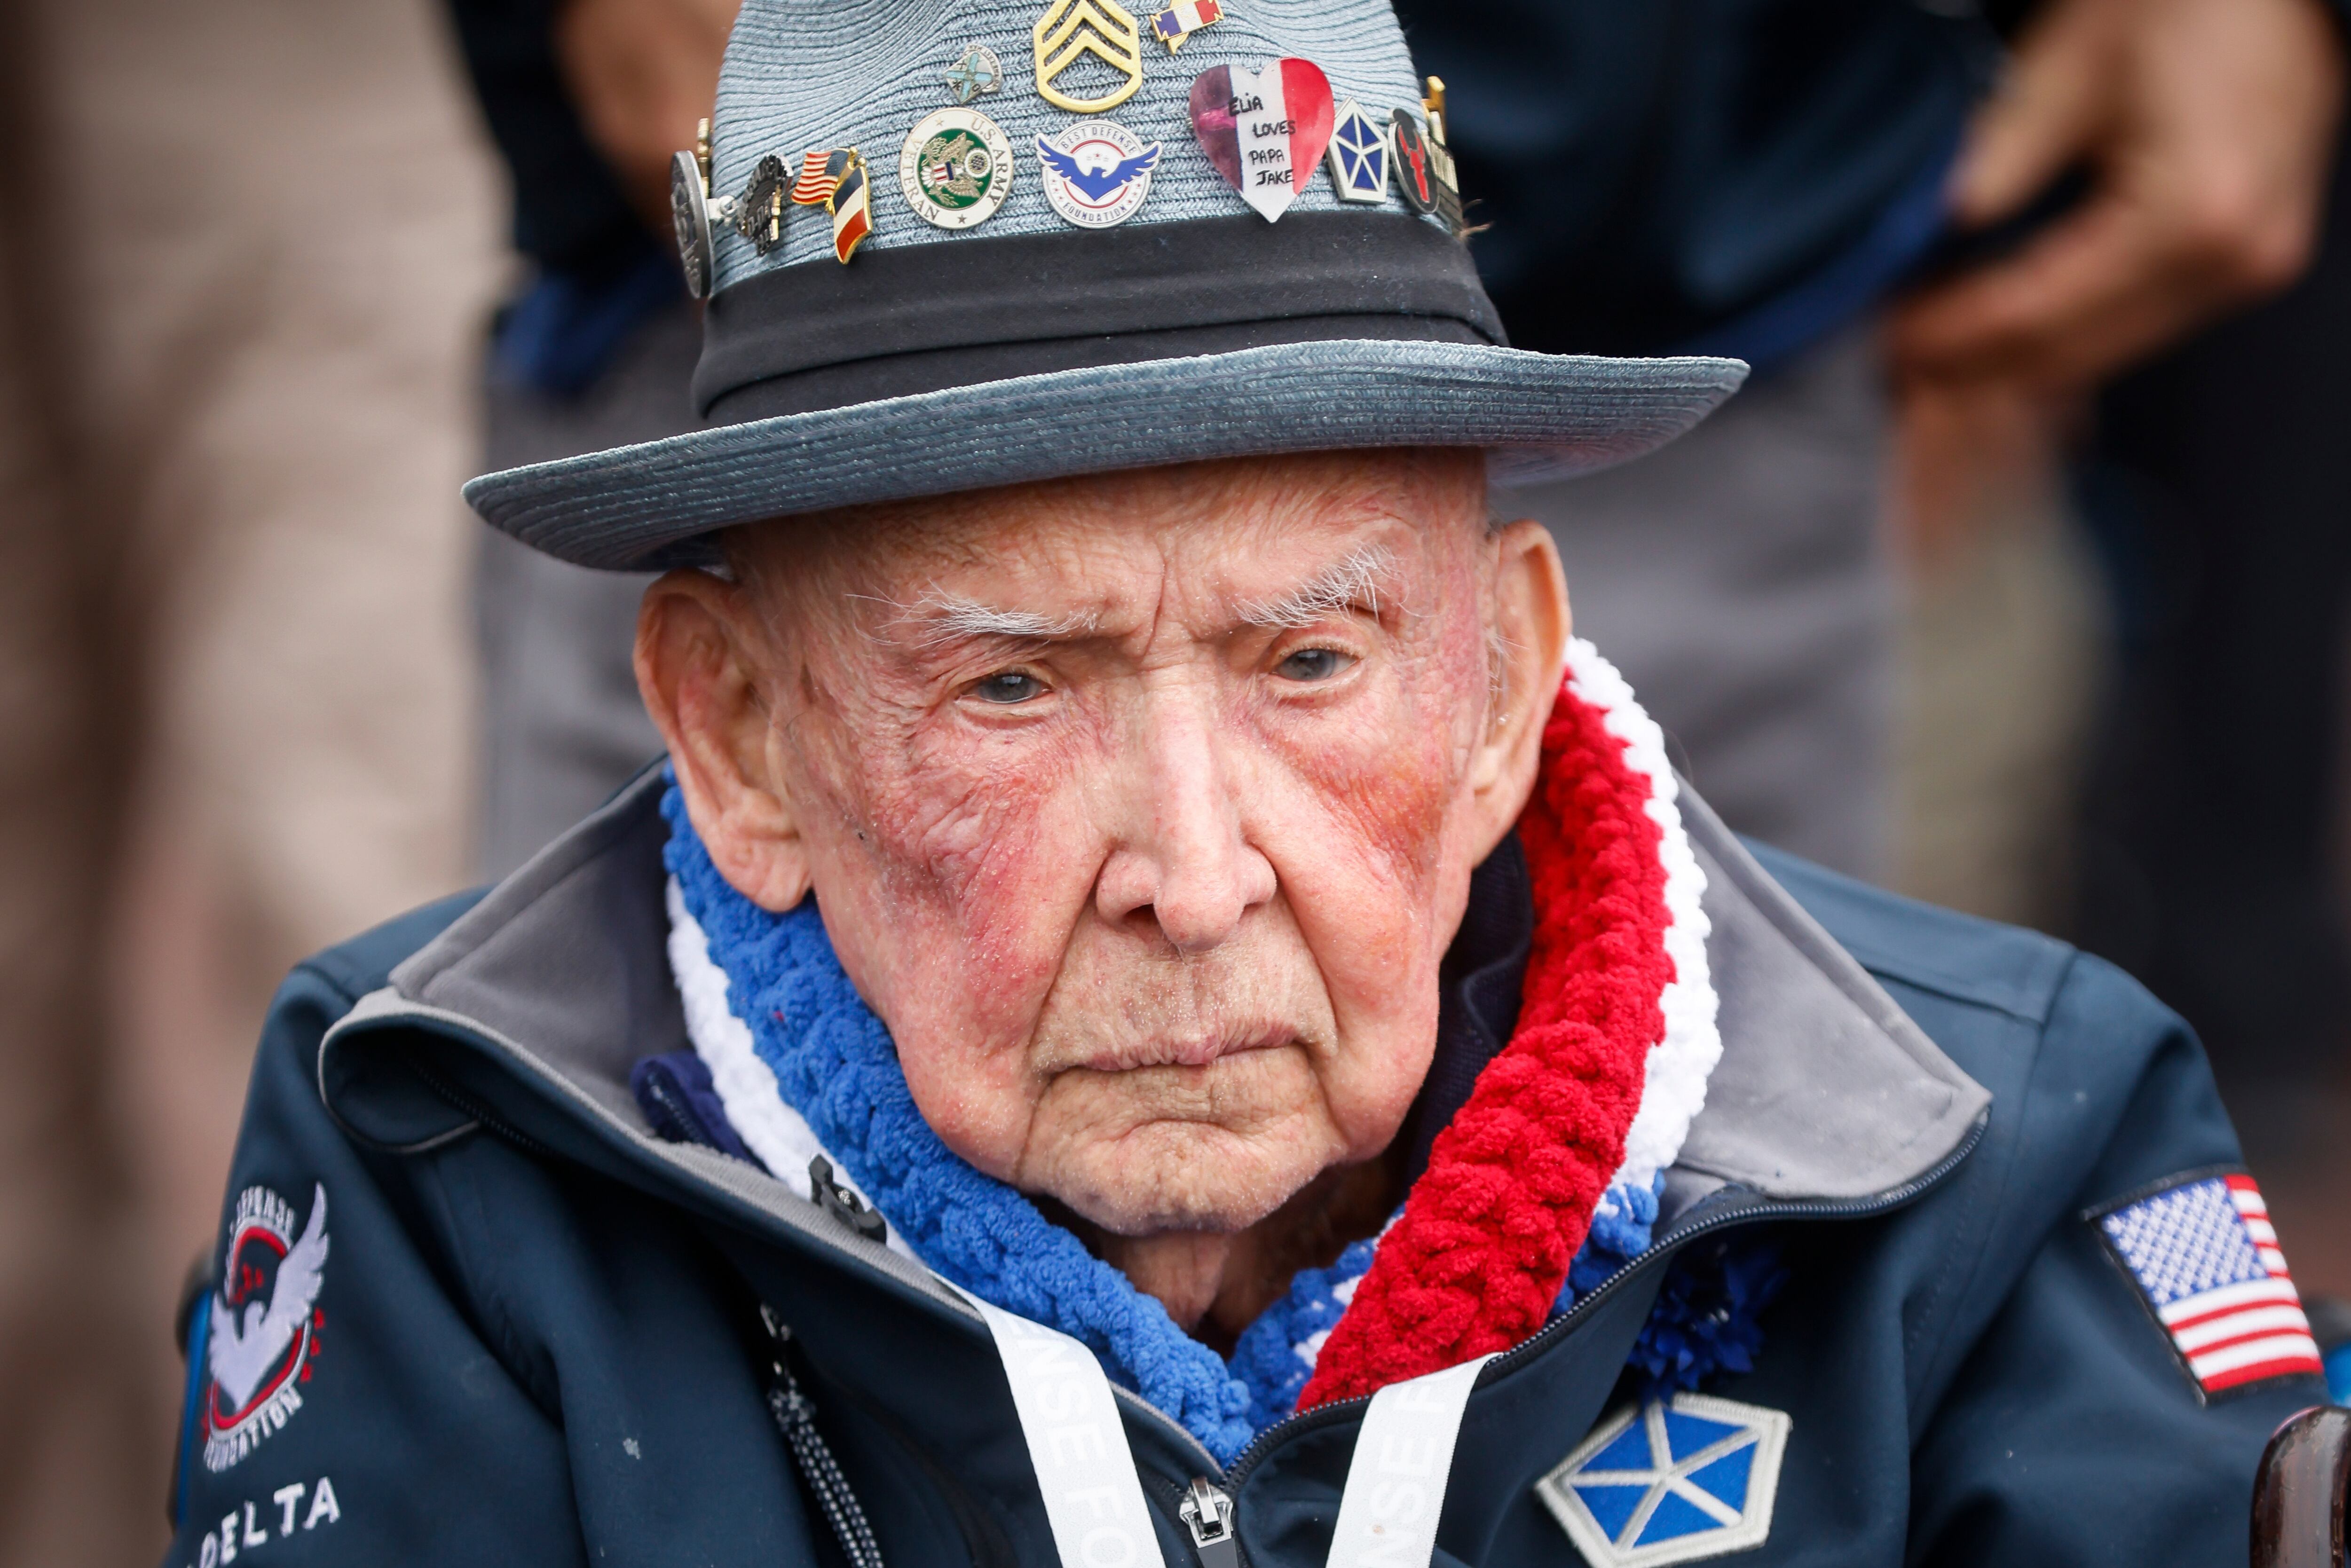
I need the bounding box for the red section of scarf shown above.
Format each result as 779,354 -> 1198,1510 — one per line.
1296,672 -> 1673,1409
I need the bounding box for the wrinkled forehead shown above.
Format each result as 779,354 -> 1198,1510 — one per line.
723,448 -> 1489,628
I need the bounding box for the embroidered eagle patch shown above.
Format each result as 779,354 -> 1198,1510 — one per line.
2092,1170 -> 2321,1399
1536,1393 -> 1791,1567
201,1182 -> 329,1471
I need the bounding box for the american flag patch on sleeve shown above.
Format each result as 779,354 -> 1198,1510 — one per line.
2093,1171 -> 2323,1397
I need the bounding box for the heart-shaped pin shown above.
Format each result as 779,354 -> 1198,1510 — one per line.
1187,58 -> 1334,222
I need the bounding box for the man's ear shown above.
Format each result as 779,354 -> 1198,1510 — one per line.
634,568 -> 813,912
1465,518 -> 1571,857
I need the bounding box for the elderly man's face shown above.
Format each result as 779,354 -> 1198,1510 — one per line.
641,451 -> 1566,1244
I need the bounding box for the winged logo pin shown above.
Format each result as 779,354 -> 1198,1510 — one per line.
1036,140 -> 1159,203
1036,119 -> 1161,228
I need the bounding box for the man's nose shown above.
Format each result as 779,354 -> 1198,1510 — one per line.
1093,700 -> 1276,954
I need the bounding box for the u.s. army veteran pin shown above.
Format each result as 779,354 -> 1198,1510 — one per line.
900,108 -> 1016,230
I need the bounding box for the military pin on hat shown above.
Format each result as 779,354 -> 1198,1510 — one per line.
734,155 -> 790,252
1036,119 -> 1160,228
670,125 -> 718,298
945,43 -> 1003,104
1389,108 -> 1439,216
900,108 -> 1016,230
671,117 -> 788,297
791,148 -> 874,263
672,118 -> 724,299
1147,0 -> 1223,52
1033,0 -> 1144,113
1420,75 -> 1466,233
1325,99 -> 1389,204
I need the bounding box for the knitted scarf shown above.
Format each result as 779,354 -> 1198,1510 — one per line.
663,640 -> 1750,1461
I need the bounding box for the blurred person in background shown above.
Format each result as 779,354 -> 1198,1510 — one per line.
451,0 -> 728,879
1862,4 -> 2351,1302
0,0 -> 495,1556
2069,134 -> 2351,1281
1398,0 -> 2344,886
1419,1 -> 2351,1314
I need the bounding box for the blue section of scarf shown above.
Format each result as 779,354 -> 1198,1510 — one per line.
661,786 -> 1775,1460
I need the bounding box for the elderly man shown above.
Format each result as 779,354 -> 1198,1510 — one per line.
167,2 -> 2323,1564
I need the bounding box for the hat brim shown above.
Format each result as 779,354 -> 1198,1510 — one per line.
465,339 -> 1748,571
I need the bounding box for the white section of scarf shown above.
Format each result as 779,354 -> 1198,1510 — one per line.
664,877 -> 916,1260
1561,638 -> 1722,1197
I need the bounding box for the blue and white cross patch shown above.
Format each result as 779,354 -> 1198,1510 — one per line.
1536,1393 -> 1791,1567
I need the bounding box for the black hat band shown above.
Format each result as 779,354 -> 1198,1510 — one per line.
695,210 -> 1504,423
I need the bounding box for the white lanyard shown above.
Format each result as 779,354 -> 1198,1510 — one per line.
952,1274 -> 1491,1568
956,1290 -> 1165,1568
1322,1355 -> 1494,1568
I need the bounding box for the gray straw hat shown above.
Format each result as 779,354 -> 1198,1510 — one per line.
464,0 -> 1748,571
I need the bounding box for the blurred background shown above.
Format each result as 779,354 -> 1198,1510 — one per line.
0,0 -> 2345,1558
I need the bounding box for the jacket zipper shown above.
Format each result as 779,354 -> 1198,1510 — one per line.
1176,1478 -> 1239,1568
761,1305 -> 890,1568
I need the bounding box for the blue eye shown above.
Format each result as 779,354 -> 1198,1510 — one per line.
972,670 -> 1046,704
1276,647 -> 1352,682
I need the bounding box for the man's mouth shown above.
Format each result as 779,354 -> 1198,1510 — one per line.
1076,1024 -> 1294,1073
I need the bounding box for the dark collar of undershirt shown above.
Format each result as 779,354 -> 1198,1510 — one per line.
1400,832 -> 1534,1185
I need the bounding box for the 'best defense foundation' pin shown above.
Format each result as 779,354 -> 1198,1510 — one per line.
1036,119 -> 1161,228
900,108 -> 1016,230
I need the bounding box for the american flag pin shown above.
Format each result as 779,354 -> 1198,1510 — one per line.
790,148 -> 873,264
2093,1171 -> 2324,1399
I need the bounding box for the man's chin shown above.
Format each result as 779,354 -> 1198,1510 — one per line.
1023,1125 -> 1329,1238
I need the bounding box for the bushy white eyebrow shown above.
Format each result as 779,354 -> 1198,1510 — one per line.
1234,545 -> 1396,630
851,589 -> 1099,647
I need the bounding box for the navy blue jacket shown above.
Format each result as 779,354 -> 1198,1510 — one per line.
1388,0 -> 1997,366
164,770 -> 2319,1567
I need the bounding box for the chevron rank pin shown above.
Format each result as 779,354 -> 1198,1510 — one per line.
1537,1394 -> 1791,1568
2094,1171 -> 2324,1398
1033,0 -> 1144,114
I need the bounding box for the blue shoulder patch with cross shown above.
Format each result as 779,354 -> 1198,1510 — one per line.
1535,1392 -> 1791,1567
